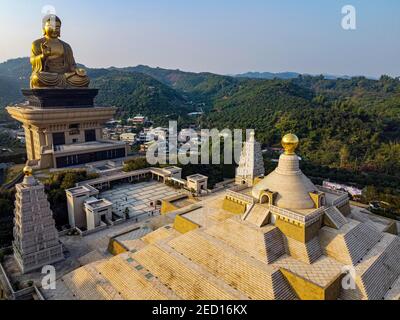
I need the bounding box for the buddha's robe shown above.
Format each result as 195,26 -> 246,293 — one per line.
30,37 -> 90,88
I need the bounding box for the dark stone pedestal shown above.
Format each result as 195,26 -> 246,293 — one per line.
21,88 -> 99,108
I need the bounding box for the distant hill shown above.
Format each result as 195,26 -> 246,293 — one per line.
0,58 -> 196,124
0,57 -> 399,175
234,71 -> 353,80
114,65 -> 239,109
234,71 -> 301,80
91,70 -> 192,123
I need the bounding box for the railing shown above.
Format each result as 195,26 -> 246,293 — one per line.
1,171 -> 24,190
269,205 -> 325,226
77,168 -> 152,187
226,189 -> 255,204
241,203 -> 255,221
269,205 -> 307,223
229,184 -> 249,192
332,194 -> 349,207
304,207 -> 326,225
33,286 -> 45,300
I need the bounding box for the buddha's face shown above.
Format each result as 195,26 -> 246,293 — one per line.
44,20 -> 61,39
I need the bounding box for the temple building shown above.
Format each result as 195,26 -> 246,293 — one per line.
44,134 -> 400,300
6,91 -> 128,169
13,166 -> 64,274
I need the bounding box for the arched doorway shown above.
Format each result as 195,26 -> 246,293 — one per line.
260,194 -> 270,204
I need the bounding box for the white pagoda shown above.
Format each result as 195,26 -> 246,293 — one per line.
235,131 -> 265,186
13,166 -> 64,274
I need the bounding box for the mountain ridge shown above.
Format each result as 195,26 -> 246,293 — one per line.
0,57 -> 400,178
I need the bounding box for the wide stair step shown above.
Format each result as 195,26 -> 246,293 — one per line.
264,227 -> 286,264
358,235 -> 400,300
320,220 -> 383,266
324,206 -> 347,229
205,217 -> 286,264
243,204 -> 270,227
340,234 -> 400,300
284,236 -> 323,264
384,275 -> 400,300
169,230 -> 296,300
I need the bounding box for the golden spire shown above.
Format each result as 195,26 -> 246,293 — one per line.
23,166 -> 33,177
282,133 -> 299,155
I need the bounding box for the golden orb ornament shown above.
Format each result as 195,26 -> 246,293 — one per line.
23,166 -> 33,176
282,134 -> 299,155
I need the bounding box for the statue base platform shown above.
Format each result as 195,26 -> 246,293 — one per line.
21,88 -> 99,108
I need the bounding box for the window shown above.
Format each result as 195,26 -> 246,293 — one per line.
85,129 -> 96,142
56,148 -> 126,168
52,132 -> 65,146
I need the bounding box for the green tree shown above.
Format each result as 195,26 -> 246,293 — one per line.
339,145 -> 350,168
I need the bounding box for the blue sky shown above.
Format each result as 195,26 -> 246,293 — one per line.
0,0 -> 399,77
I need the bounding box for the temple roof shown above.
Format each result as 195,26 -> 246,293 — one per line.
252,134 -> 318,210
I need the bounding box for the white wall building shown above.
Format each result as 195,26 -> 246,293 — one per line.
84,198 -> 113,231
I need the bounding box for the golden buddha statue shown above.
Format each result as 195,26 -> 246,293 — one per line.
30,15 -> 90,89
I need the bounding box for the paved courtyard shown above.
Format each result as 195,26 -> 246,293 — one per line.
101,181 -> 181,218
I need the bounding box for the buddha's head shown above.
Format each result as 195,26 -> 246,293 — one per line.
42,14 -> 61,39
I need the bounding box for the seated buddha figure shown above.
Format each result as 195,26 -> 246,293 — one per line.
30,15 -> 90,89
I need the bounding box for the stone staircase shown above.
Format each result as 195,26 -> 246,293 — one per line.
95,255 -> 168,300
263,227 -> 286,264
270,270 -> 299,300
205,217 -> 286,264
169,230 -> 296,300
61,265 -> 115,300
344,223 -> 383,265
243,204 -> 270,227
84,264 -> 123,300
384,275 -> 400,300
320,220 -> 383,266
45,279 -> 78,300
284,236 -> 323,264
357,234 -> 400,300
133,243 -> 237,300
241,203 -> 254,221
324,206 -> 347,229
340,234 -> 400,300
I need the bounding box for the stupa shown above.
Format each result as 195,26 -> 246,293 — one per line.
252,133 -> 322,209
13,166 -> 64,274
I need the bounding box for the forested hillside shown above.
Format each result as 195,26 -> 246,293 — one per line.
0,58 -> 399,180
204,76 -> 400,176
92,71 -> 193,124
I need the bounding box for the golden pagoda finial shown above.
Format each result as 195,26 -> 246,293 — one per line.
282,133 -> 299,155
23,166 -> 33,177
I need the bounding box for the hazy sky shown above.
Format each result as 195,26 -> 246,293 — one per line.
0,0 -> 399,77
